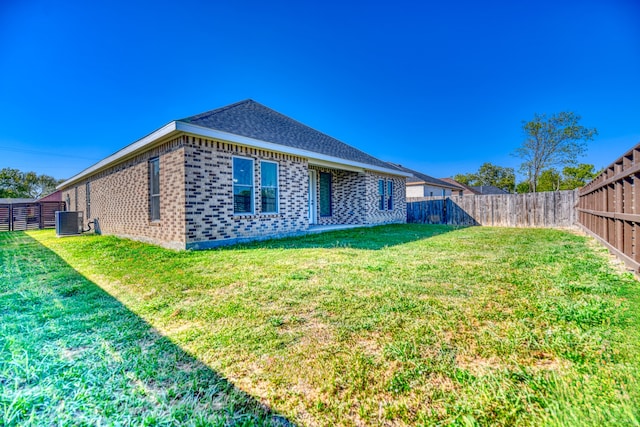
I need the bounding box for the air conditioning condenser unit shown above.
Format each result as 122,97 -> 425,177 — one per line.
55,211 -> 83,236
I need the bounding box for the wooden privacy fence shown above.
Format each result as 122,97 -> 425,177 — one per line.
577,143 -> 640,271
0,201 -> 66,231
407,191 -> 578,227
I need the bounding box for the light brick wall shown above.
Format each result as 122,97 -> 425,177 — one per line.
364,173 -> 407,224
184,137 -> 309,249
309,166 -> 366,225
61,134 -> 406,249
308,167 -> 406,226
61,137 -> 187,249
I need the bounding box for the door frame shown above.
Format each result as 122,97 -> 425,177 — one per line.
308,170 -> 317,224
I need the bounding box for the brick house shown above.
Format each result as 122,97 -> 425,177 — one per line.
58,100 -> 409,249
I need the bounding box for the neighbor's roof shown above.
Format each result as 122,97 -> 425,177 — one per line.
440,178 -> 478,194
38,190 -> 62,202
59,100 -> 408,189
471,185 -> 510,195
0,198 -> 37,204
389,164 -> 461,190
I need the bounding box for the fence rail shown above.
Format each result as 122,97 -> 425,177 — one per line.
0,201 -> 66,231
408,191 -> 577,228
577,143 -> 640,271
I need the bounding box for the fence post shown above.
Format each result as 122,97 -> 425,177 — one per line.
443,197 -> 448,224
577,142 -> 640,272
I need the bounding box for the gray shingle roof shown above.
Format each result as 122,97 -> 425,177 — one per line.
179,99 -> 401,172
389,164 -> 460,189
471,185 -> 510,195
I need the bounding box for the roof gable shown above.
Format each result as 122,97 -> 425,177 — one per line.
58,100 -> 408,190
180,100 -> 398,172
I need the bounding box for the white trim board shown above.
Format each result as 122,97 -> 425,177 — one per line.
58,121 -> 409,189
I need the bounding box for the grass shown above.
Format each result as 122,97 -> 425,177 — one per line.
2,224 -> 640,426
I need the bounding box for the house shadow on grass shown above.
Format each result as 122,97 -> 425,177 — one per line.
2,232 -> 295,426
235,223 -> 466,251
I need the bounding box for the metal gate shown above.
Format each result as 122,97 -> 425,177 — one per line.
0,201 -> 66,231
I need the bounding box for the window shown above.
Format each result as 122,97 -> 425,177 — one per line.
149,158 -> 160,221
233,157 -> 254,214
319,172 -> 332,217
86,182 -> 91,218
74,187 -> 78,211
261,161 -> 278,213
379,179 -> 394,210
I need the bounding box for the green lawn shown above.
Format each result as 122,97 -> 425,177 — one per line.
2,225 -> 639,426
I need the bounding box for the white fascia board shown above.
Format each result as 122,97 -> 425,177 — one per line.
176,122 -> 411,177
57,122 -> 180,189
57,120 -> 409,190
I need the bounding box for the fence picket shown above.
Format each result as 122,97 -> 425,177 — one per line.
407,191 -> 578,228
0,201 -> 66,232
577,142 -> 640,272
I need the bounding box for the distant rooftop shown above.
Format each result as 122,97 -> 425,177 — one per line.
0,198 -> 37,204
471,185 -> 510,195
388,164 -> 460,189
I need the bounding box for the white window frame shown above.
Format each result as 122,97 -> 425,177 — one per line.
378,179 -> 394,211
260,160 -> 279,214
232,156 -> 255,215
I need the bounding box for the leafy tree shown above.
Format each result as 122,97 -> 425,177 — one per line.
514,112 -> 597,192
29,174 -> 60,198
514,163 -> 598,193
0,168 -> 62,199
561,163 -> 598,190
537,169 -> 562,192
454,163 -> 515,192
515,181 -> 530,194
453,173 -> 476,186
475,163 -> 515,192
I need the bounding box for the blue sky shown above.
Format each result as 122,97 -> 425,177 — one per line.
1,0 -> 639,182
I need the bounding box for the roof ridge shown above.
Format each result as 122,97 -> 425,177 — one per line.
250,103 -> 404,173
178,99 -> 255,122
181,100 -> 403,173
